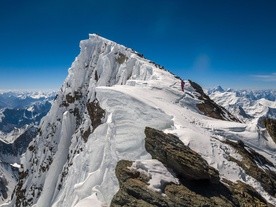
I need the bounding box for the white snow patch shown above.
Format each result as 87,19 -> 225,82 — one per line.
73,193 -> 105,207
10,163 -> 20,168
130,160 -> 179,193
36,111 -> 76,207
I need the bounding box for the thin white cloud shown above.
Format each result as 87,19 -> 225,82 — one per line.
251,73 -> 276,82
192,54 -> 210,72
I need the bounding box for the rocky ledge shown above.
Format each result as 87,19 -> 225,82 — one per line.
263,117 -> 276,144
111,127 -> 273,207
189,80 -> 240,122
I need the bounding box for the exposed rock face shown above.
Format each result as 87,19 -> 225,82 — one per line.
189,80 -> 240,122
145,127 -> 220,183
263,118 -> 276,143
86,99 -> 106,132
111,160 -> 235,207
111,127 -> 273,207
224,139 -> 276,197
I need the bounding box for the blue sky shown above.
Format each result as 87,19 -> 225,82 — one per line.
0,0 -> 275,90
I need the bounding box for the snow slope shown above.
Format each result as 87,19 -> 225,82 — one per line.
9,34 -> 276,206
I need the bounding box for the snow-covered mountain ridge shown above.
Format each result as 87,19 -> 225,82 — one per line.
6,34 -> 276,206
0,91 -> 55,109
208,87 -> 276,102
208,86 -> 276,140
208,87 -> 276,121
0,91 -> 55,136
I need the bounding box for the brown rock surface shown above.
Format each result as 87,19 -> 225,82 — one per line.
189,80 -> 240,122
263,118 -> 276,143
111,127 -> 273,207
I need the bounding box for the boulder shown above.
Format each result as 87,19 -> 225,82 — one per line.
145,127 -> 220,183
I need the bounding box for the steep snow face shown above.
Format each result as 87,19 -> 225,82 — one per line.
11,35 -> 276,207
63,33 -> 159,98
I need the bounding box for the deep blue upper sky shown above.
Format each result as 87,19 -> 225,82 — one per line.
0,0 -> 275,90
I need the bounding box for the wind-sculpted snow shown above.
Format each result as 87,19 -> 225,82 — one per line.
10,35 -> 276,207
51,89 -> 173,207
12,34 -> 176,207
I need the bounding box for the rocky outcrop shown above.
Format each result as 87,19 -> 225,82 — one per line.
189,80 -> 240,122
111,127 -> 273,207
224,139 -> 276,197
263,118 -> 276,143
80,99 -> 105,142
111,160 -> 233,207
145,127 -> 220,183
86,99 -> 106,132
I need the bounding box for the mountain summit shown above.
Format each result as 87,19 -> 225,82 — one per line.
9,35 -> 276,207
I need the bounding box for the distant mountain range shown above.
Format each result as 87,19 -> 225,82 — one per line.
208,86 -> 276,122
0,91 -> 55,142
0,91 -> 56,109
208,86 -> 276,101
0,91 -> 55,202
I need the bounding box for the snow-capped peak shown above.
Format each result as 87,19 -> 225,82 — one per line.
12,34 -> 180,207
88,33 -> 117,46
214,85 -> 224,92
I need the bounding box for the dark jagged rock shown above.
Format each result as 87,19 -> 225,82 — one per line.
189,80 -> 240,122
115,52 -> 127,64
263,118 -> 276,143
111,160 -> 232,207
111,127 -> 272,207
224,179 -> 272,207
224,139 -> 276,197
145,127 -> 220,183
86,99 -> 105,132
111,160 -> 172,207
